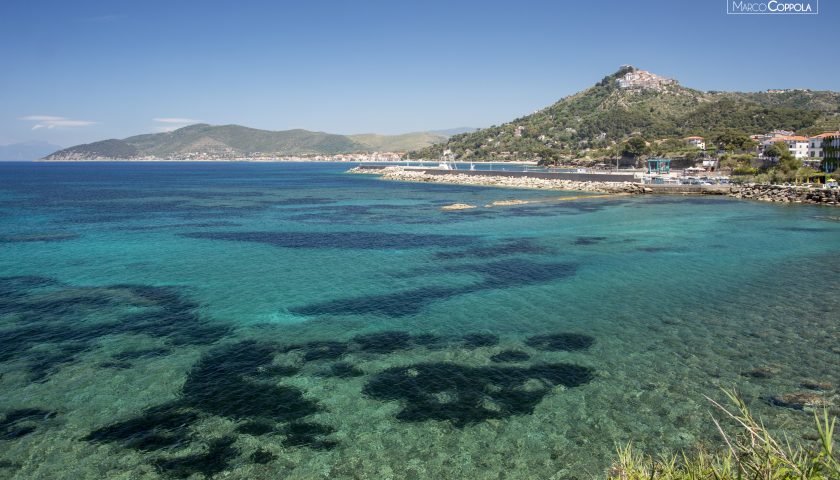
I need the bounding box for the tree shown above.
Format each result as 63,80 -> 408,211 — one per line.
795,166 -> 819,184
621,137 -> 650,158
712,129 -> 754,152
683,150 -> 701,162
762,142 -> 787,160
777,152 -> 802,176
652,138 -> 688,156
765,141 -> 802,181
535,147 -> 560,165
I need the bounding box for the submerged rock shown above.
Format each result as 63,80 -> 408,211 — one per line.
490,350 -> 531,363
800,379 -> 833,391
236,421 -> 275,436
250,448 -> 277,464
525,333 -> 595,352
352,331 -> 413,353
486,199 -> 530,207
0,232 -> 79,243
153,436 -> 238,478
742,366 -> 779,379
363,361 -> 594,427
0,408 -> 56,441
768,392 -> 833,411
280,422 -> 337,450
83,403 -> 197,452
441,203 -> 477,210
324,362 -> 364,378
460,333 -> 499,348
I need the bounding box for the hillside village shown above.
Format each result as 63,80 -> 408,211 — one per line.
412,66 -> 840,178
659,129 -> 840,173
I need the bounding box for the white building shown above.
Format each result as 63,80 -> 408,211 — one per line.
761,135 -> 809,159
808,131 -> 840,159
685,136 -> 705,150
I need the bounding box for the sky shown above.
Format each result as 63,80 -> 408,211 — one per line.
1,0 -> 837,147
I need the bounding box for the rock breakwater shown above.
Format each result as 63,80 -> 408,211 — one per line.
348,166 -> 647,194
730,184 -> 840,206
349,167 -> 840,207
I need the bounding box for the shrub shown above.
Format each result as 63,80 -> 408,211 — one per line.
606,390 -> 839,479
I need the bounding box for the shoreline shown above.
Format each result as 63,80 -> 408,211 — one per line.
349,166 -> 692,195
348,166 -> 840,207
34,159 -> 542,165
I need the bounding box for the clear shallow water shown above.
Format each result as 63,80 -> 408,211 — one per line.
0,162 -> 838,479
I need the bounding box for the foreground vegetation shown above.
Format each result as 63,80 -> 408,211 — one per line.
606,390 -> 839,479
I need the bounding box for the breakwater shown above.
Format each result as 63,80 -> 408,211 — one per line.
731,184 -> 840,205
349,166 -> 840,206
349,166 -> 646,193
348,166 -> 728,196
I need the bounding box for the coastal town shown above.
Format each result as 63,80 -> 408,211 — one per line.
44,150 -> 408,163
49,126 -> 839,177
348,124 -> 840,207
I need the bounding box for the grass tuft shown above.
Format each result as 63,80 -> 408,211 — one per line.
606,389 -> 839,479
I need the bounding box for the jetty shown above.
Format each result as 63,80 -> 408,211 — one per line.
348,166 -> 729,195
348,166 -> 839,206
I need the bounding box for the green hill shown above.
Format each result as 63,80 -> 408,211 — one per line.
45,139 -> 140,160
42,124 -> 452,160
411,66 -> 840,162
123,124 -> 362,157
348,132 -> 447,152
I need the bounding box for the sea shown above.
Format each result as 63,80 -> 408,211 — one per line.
0,161 -> 837,479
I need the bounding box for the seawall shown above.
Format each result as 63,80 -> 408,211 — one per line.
348,166 -> 727,195
730,184 -> 840,205
349,166 -> 839,206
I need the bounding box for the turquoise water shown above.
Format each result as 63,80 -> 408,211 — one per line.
0,162 -> 838,479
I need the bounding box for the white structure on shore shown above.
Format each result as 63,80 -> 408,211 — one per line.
685,136 -> 705,150
808,131 -> 840,159
759,135 -> 809,159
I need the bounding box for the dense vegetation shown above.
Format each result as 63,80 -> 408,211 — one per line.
412,67 -> 840,163
50,139 -> 141,159
347,132 -> 447,152
123,124 -> 364,157
43,124 -> 449,159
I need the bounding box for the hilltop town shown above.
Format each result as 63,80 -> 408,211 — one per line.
412,66 -> 840,177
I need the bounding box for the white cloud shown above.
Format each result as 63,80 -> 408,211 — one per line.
20,115 -> 95,130
153,126 -> 185,133
153,117 -> 199,124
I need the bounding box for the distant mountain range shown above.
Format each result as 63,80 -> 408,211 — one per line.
0,141 -> 63,161
412,65 -> 840,161
41,124 -> 462,160
41,65 -> 840,163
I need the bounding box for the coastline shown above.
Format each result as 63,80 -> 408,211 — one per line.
35,158 -> 541,165
349,165 -> 694,195
348,166 -> 840,207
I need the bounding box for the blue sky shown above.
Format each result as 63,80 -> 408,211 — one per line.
1,0 -> 836,146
